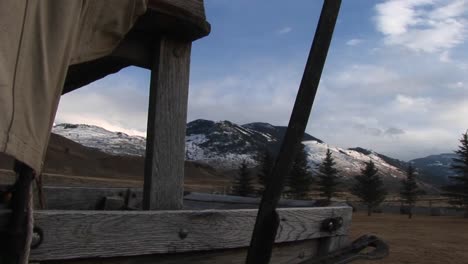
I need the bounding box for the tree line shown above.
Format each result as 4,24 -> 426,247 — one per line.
232,143 -> 389,215
232,131 -> 468,218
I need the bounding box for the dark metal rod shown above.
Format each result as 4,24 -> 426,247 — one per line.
245,1 -> 342,263
2,161 -> 35,264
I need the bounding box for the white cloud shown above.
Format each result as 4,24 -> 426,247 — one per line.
187,62 -> 301,125
346,38 -> 364,46
393,94 -> 432,112
55,69 -> 150,137
334,64 -> 399,87
375,0 -> 468,53
439,50 -> 452,62
277,27 -> 292,34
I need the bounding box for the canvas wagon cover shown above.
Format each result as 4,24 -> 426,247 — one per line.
0,0 -> 147,172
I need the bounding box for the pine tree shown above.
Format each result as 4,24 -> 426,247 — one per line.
317,148 -> 340,204
256,150 -> 274,195
351,160 -> 387,216
400,164 -> 421,219
286,144 -> 313,200
232,160 -> 254,197
443,131 -> 468,217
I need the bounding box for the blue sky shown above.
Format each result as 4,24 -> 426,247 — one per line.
56,0 -> 468,161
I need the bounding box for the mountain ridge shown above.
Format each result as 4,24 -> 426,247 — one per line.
53,120 -> 411,183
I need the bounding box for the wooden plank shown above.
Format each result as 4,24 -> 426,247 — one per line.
316,235 -> 348,257
63,0 -> 210,95
139,0 -> 211,41
183,193 -> 317,209
0,207 -> 351,261
143,37 -> 192,210
45,239 -> 319,264
148,0 -> 207,21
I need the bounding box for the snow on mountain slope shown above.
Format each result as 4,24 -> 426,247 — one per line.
53,124 -> 146,156
185,120 -> 272,169
52,120 -> 405,179
303,141 -> 404,179
410,153 -> 457,185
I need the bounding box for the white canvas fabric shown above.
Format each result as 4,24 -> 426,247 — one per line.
0,0 -> 147,172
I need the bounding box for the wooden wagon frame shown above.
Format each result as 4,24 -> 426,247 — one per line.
0,1 -> 365,263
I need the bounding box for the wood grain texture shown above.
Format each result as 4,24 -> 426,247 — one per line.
316,235 -> 349,257
44,240 -> 319,264
143,37 -> 192,210
148,0 -> 206,20
141,0 -> 210,40
0,207 -> 351,261
63,0 -> 210,94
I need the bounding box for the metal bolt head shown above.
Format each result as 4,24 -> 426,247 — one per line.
321,217 -> 343,232
179,228 -> 188,239
31,227 -> 43,249
173,47 -> 183,58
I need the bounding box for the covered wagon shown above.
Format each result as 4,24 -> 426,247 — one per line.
0,1 -> 387,263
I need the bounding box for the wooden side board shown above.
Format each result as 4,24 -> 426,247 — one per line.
45,239 -> 323,264
0,207 -> 352,261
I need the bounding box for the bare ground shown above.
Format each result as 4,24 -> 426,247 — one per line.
350,212 -> 468,264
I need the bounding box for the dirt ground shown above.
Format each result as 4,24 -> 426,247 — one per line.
350,212 -> 468,264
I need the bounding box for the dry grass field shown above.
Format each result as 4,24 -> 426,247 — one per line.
350,212 -> 468,264
2,134 -> 467,263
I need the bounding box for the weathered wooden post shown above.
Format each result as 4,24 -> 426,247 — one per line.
143,37 -> 192,210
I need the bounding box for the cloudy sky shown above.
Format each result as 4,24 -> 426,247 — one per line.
55,0 -> 468,161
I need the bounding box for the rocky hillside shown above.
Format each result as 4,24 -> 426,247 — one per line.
410,153 -> 457,186
53,124 -> 146,156
53,120 -> 410,181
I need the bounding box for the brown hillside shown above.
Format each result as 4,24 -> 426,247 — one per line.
0,133 -> 230,192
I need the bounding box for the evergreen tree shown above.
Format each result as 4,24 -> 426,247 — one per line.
286,144 -> 313,200
443,131 -> 468,217
317,148 -> 340,204
400,164 -> 421,219
351,160 -> 387,216
256,150 -> 274,194
232,160 -> 254,197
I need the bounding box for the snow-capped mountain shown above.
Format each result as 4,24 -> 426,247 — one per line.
52,120 -> 407,179
410,153 -> 457,185
303,142 -> 405,178
185,120 -> 324,168
53,124 -> 146,156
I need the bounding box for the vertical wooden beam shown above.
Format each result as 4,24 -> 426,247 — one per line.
3,161 -> 34,264
143,37 -> 192,210
316,235 -> 348,257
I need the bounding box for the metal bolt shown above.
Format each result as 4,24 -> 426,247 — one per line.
31,227 -> 43,249
321,217 -> 343,232
178,228 -> 188,239
173,47 -> 183,58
